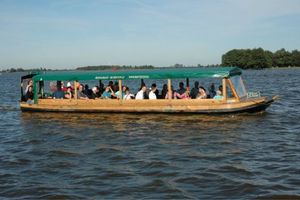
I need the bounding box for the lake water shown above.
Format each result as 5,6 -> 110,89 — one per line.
0,68 -> 300,199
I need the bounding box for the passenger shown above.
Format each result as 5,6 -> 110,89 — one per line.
102,86 -> 116,99
77,84 -> 88,99
90,86 -> 101,99
218,85 -> 223,95
149,83 -> 157,99
213,90 -> 223,100
208,83 -> 216,98
154,84 -> 159,98
160,84 -> 168,99
84,84 -> 92,98
61,81 -> 68,92
115,86 -> 126,99
99,81 -> 105,93
64,86 -> 73,99
176,82 -> 185,95
50,81 -> 57,93
196,86 -> 207,99
165,85 -> 175,99
123,87 -> 135,100
113,81 -> 119,92
25,86 -> 34,101
190,81 -> 199,99
135,85 -> 147,100
53,82 -> 65,99
25,79 -> 33,93
108,81 -> 114,89
175,88 -> 190,99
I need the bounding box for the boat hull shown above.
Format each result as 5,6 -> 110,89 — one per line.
20,96 -> 275,114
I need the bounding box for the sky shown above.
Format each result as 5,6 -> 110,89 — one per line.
0,0 -> 300,70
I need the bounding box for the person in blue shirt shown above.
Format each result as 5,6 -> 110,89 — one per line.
102,86 -> 116,99
53,81 -> 65,99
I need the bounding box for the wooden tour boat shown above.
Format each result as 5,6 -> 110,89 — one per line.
20,67 -> 277,113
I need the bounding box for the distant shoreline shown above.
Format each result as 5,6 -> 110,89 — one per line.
1,65 -> 300,73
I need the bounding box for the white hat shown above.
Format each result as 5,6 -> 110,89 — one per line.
67,82 -> 72,87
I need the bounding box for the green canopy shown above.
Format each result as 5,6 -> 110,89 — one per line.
32,67 -> 242,81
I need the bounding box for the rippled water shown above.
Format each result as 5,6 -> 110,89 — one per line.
0,69 -> 300,199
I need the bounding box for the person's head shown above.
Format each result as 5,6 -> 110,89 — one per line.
199,87 -> 205,94
199,86 -> 206,92
112,84 -> 118,92
217,90 -> 222,96
151,83 -> 157,91
163,84 -> 167,90
141,86 -> 147,92
105,86 -> 111,92
56,81 -> 62,91
219,85 -> 223,91
122,86 -> 127,92
92,86 -> 98,94
125,87 -> 130,94
28,79 -> 33,86
79,84 -> 84,92
108,81 -> 113,86
194,81 -> 199,88
179,82 -> 184,89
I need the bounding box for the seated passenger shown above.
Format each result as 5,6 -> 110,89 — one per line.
84,84 -> 92,98
25,86 -> 34,102
90,86 -> 101,99
208,83 -> 216,98
149,83 -> 157,99
165,85 -> 175,99
64,87 -> 73,99
53,82 -> 65,99
190,81 -> 199,99
102,86 -> 115,99
196,86 -> 207,99
160,84 -> 168,99
175,89 -> 190,99
213,90 -> 223,100
115,86 -> 126,99
25,79 -> 33,93
135,86 -> 147,100
123,87 -> 135,100
176,82 -> 185,95
77,84 -> 88,99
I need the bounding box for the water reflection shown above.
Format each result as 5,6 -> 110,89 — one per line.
21,112 -> 267,134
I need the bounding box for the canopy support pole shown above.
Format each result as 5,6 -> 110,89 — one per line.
227,79 -> 240,101
74,81 -> 78,100
33,81 -> 38,104
222,78 -> 227,101
118,80 -> 122,99
186,78 -> 189,89
168,79 -> 172,100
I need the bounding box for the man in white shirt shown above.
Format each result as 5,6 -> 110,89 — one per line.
135,86 -> 147,100
149,83 -> 157,99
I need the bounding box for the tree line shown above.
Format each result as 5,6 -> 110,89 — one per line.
222,48 -> 300,69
